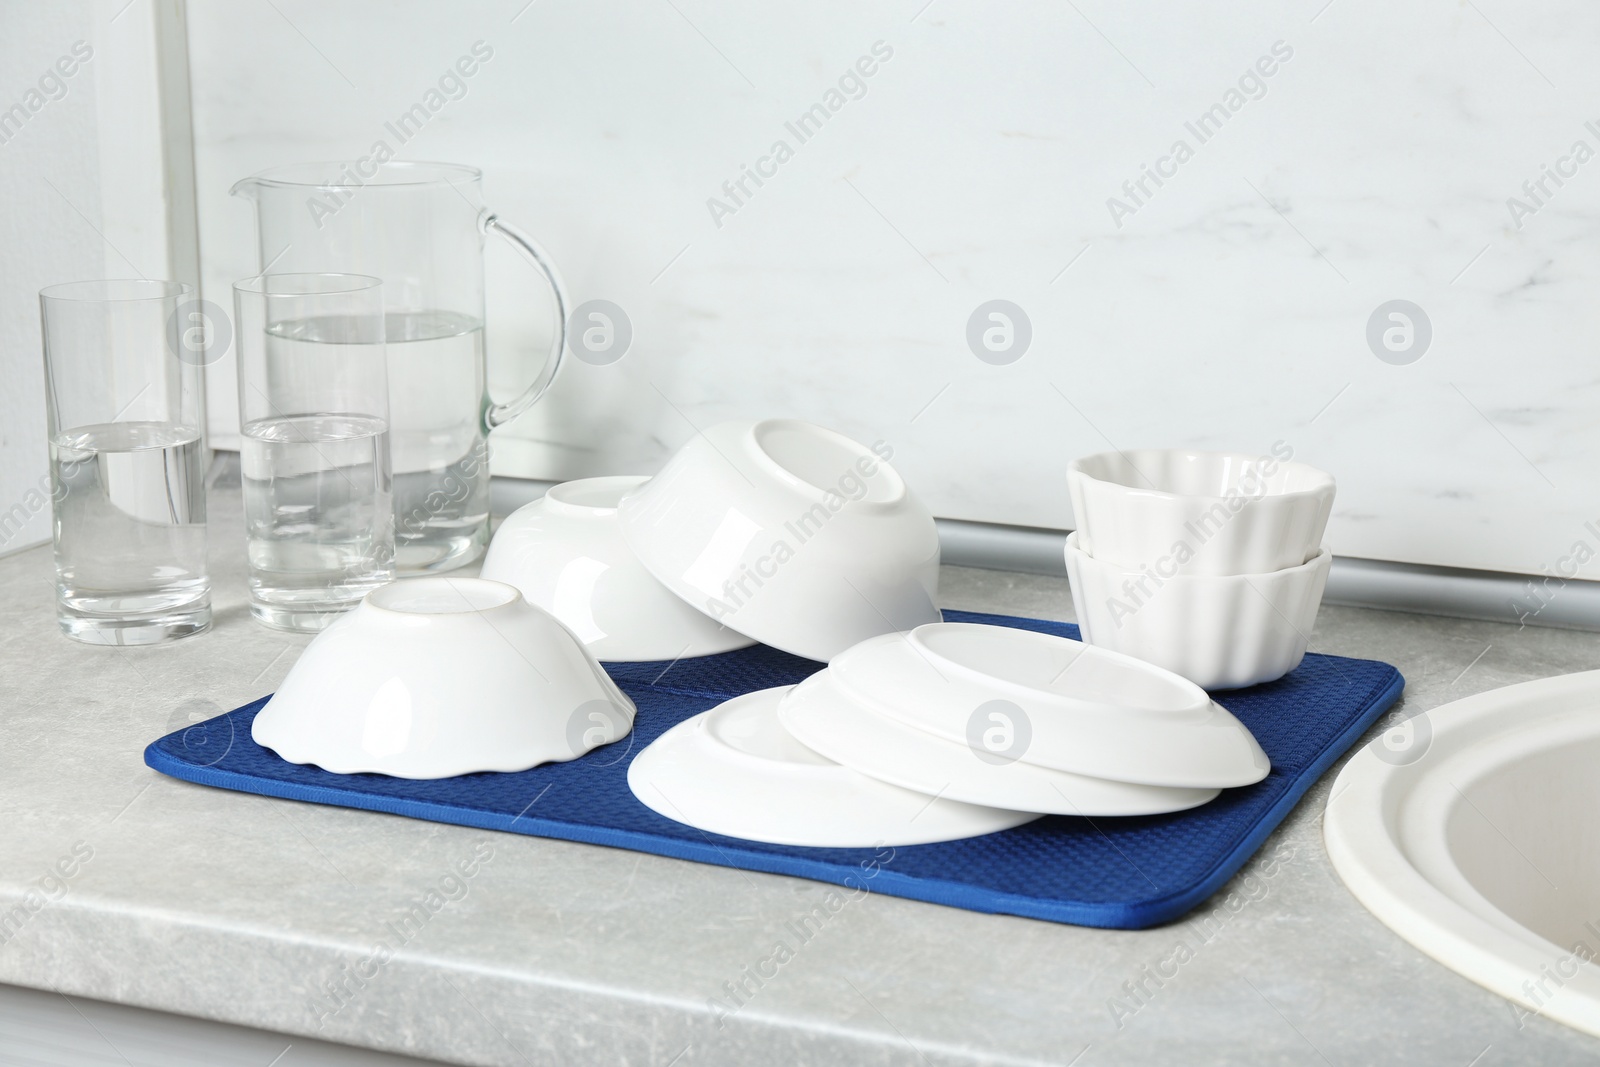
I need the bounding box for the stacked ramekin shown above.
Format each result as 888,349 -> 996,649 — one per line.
1064,449 -> 1336,689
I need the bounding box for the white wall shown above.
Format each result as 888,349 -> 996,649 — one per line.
0,0 -> 179,557
185,0 -> 1600,578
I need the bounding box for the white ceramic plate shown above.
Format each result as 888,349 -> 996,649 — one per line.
1068,448 -> 1335,576
1066,533 -> 1331,690
617,419 -> 941,662
828,623 -> 1270,789
626,687 -> 1039,847
481,475 -> 754,662
252,577 -> 635,779
777,671 -> 1220,816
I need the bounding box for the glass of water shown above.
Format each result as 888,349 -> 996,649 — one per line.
40,279 -> 211,645
233,273 -> 394,632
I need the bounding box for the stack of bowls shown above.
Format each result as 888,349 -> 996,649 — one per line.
628,621 -> 1272,847
484,418 -> 942,663
1064,449 -> 1336,689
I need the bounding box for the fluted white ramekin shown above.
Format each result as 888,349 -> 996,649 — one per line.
1065,533 -> 1332,690
1068,449 -> 1335,576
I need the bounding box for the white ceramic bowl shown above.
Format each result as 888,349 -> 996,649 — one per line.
1068,448 -> 1335,576
1065,532 -> 1332,690
251,576 -> 636,778
777,671 -> 1220,816
617,419 -> 941,662
481,475 -> 755,662
827,623 -> 1269,789
627,687 -> 1038,847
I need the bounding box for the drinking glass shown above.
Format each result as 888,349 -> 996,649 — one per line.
234,273 -> 394,632
40,279 -> 210,645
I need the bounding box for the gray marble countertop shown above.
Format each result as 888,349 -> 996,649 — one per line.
4,482 -> 1600,1067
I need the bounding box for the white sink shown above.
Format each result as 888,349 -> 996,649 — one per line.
1325,670 -> 1600,1036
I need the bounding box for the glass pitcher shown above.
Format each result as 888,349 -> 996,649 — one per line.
232,161 -> 566,572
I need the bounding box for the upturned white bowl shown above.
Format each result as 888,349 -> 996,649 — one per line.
251,576 -> 636,778
777,671 -> 1220,816
1065,532 -> 1332,690
827,623 -> 1269,789
1068,448 -> 1335,576
481,475 -> 755,662
617,419 -> 941,662
627,687 -> 1038,847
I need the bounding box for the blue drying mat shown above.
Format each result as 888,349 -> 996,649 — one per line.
144,611 -> 1403,929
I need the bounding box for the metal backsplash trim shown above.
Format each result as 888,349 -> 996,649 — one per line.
490,479 -> 1600,634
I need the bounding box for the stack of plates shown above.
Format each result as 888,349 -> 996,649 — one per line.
628,621 -> 1270,847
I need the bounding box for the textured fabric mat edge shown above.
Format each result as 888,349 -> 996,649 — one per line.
144,627 -> 1404,930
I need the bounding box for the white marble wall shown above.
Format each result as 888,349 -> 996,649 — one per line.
186,0 -> 1600,579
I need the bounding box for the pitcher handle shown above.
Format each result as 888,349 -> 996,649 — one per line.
481,213 -> 568,431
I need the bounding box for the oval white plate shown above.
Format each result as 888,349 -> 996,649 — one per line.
778,671 -> 1220,816
829,623 -> 1270,789
627,687 -> 1039,847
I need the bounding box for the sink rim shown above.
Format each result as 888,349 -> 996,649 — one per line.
1325,669 -> 1600,1037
